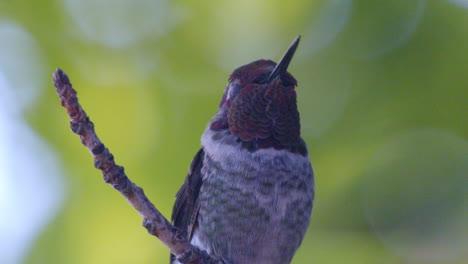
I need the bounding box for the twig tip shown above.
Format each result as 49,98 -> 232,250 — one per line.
53,67 -> 70,86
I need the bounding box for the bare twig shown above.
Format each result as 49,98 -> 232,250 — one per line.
53,68 -> 222,264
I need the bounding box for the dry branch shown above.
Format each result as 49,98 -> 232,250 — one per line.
53,68 -> 222,264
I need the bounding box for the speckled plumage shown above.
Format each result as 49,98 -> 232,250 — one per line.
171,37 -> 314,264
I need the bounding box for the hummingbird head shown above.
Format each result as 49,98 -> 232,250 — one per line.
209,36 -> 306,155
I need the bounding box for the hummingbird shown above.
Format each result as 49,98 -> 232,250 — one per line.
171,36 -> 314,264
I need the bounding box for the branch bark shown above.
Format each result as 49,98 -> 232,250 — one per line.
53,68 -> 222,264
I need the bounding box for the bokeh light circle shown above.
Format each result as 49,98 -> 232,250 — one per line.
449,0 -> 468,8
303,0 -> 352,57
0,72 -> 64,264
361,128 -> 467,262
0,21 -> 45,112
299,62 -> 352,138
63,0 -> 183,48
208,0 -> 298,70
341,0 -> 427,59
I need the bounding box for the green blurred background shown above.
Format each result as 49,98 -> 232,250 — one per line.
0,0 -> 466,263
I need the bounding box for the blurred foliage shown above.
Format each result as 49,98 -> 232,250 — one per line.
0,0 -> 466,263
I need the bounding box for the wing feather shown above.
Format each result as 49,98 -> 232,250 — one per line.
170,148 -> 205,263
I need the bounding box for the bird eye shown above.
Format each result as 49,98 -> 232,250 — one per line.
253,74 -> 268,84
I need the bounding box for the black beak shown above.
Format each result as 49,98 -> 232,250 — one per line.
267,36 -> 300,82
